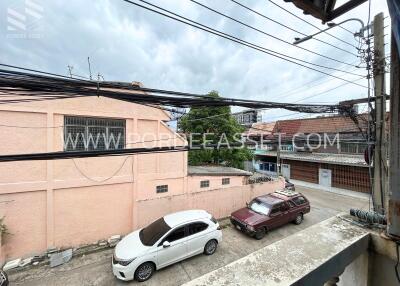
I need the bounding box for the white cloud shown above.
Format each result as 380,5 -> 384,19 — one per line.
0,0 -> 390,121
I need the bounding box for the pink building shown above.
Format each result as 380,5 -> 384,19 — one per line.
0,83 -> 282,265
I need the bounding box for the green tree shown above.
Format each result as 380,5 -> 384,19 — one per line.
178,91 -> 253,169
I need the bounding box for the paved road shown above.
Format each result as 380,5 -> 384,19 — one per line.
9,186 -> 369,286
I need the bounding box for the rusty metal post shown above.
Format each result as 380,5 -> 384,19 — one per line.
387,32 -> 400,237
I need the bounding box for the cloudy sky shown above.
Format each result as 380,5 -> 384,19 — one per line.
1,0 -> 390,121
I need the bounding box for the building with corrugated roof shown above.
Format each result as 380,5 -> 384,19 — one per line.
245,114 -> 389,193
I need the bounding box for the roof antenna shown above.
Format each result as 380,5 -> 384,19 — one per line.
87,57 -> 93,80
67,65 -> 73,78
96,73 -> 104,98
97,73 -> 105,81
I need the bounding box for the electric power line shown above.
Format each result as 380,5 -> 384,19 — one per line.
293,76 -> 366,103
190,0 -> 359,69
0,67 -> 346,114
72,155 -> 131,183
267,0 -> 359,49
272,64 -> 364,101
231,0 -> 359,57
120,0 -> 368,88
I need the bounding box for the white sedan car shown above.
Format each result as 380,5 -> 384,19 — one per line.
112,210 -> 222,282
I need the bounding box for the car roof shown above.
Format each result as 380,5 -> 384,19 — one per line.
271,190 -> 301,200
257,194 -> 284,205
257,190 -> 302,205
164,210 -> 211,228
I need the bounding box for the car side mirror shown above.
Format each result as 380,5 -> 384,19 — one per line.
163,241 -> 170,248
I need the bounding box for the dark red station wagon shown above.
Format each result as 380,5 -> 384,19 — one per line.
230,190 -> 310,240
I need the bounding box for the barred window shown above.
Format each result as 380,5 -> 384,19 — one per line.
280,145 -> 293,151
222,178 -> 230,185
200,180 -> 210,188
64,116 -> 125,151
340,142 -> 367,154
259,162 -> 276,172
156,185 -> 168,193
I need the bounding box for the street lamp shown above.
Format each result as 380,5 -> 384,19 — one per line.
293,18 -> 366,45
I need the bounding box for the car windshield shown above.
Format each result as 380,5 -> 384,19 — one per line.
248,199 -> 271,216
139,217 -> 171,246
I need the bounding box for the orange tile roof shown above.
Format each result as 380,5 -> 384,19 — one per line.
244,122 -> 275,136
272,114 -> 369,135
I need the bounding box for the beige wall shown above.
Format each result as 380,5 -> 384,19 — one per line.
0,173 -> 280,263
136,180 -> 282,229
188,175 -> 246,193
0,191 -> 47,262
0,96 -> 277,264
53,183 -> 133,247
0,96 -> 188,263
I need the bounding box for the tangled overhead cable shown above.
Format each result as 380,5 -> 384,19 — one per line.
0,67 -> 349,114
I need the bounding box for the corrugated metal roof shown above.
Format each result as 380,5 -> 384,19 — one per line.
262,151 -> 367,167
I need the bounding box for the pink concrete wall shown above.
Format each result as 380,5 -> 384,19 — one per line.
0,191 -> 47,262
0,110 -> 47,184
136,179 -> 282,228
188,175 -> 245,193
53,183 -> 133,247
0,95 -> 261,265
0,96 -> 188,263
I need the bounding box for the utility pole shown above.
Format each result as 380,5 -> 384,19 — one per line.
276,121 -> 281,177
372,13 -> 387,214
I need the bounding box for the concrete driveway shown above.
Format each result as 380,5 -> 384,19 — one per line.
8,186 -> 370,286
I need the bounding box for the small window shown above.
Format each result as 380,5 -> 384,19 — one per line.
164,227 -> 185,243
200,180 -> 210,188
222,178 -> 230,185
156,185 -> 168,193
259,162 -> 276,172
292,196 -> 307,205
188,222 -> 208,236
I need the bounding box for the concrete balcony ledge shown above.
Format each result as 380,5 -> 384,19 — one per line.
184,214 -> 370,286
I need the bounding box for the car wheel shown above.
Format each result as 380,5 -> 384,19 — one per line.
135,262 -> 155,282
294,213 -> 303,225
0,271 -> 9,286
204,239 -> 218,255
254,227 -> 266,240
